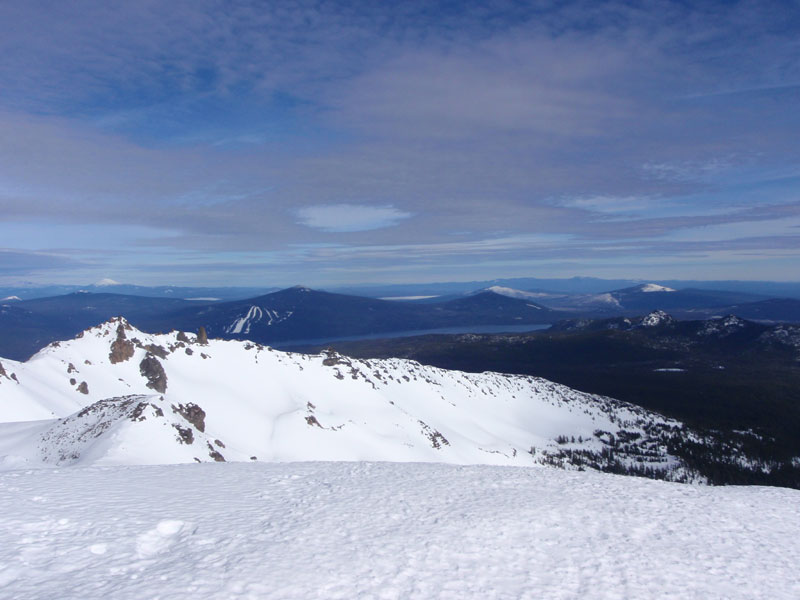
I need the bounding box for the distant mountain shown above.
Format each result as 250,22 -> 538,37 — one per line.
0,287 -> 567,360
0,282 -> 278,301
330,278 -> 800,300
531,283 -> 773,316
0,293 -> 196,360
164,287 -> 563,344
697,298 -> 800,323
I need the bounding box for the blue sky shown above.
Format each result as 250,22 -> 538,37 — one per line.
0,0 -> 798,286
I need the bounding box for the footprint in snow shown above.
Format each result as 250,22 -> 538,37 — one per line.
136,519 -> 195,558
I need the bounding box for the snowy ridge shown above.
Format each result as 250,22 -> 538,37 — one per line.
0,318 -> 695,477
483,286 -> 554,300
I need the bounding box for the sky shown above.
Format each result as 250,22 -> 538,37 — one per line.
0,0 -> 799,287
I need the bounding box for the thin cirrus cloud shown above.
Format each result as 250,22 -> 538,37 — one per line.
296,204 -> 413,233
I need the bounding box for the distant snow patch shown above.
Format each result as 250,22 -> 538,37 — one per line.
485,286 -> 553,300
93,278 -> 121,287
638,283 -> 676,293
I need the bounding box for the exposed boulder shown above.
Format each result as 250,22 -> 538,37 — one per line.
172,403 -> 206,432
139,354 -> 168,393
109,322 -> 135,364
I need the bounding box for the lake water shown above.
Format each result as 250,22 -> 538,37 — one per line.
273,323 -> 551,349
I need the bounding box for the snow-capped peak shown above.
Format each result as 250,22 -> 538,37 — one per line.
637,283 -> 676,293
0,295 -> 21,302
93,278 -> 122,287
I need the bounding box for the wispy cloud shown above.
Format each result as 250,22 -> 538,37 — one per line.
0,1 -> 798,284
296,204 -> 412,232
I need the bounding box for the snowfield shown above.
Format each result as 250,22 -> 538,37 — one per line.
0,461 -> 798,599
0,318 -> 694,477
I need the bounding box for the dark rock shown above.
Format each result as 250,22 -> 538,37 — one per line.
173,424 -> 194,444
69,378 -> 77,386
172,403 -> 206,432
77,381 -> 89,394
143,344 -> 169,359
197,326 -> 208,345
109,322 -> 135,364
176,331 -> 190,343
207,443 -> 225,462
67,363 -> 77,373
185,348 -> 193,355
139,354 -> 168,393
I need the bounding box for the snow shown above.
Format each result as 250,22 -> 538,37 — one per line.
699,315 -> 746,337
0,318 -> 690,476
637,283 -> 676,293
92,278 -> 121,287
588,292 -> 622,306
641,310 -> 674,327
0,461 -> 797,599
1,295 -> 22,302
226,305 -> 292,334
484,286 -> 552,300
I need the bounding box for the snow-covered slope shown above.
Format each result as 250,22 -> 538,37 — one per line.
482,285 -> 557,301
0,462 -> 797,600
0,318 -> 693,475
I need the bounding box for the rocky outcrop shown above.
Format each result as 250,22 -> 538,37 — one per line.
172,403 -> 206,432
109,322 -> 135,364
139,354 -> 168,393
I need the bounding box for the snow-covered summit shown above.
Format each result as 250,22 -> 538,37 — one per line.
636,283 -> 676,293
0,295 -> 21,302
92,278 -> 122,287
0,318 -> 693,476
